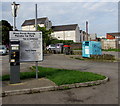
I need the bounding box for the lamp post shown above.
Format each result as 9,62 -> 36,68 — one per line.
11,2 -> 20,31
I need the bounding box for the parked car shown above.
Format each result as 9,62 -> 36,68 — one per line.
0,45 -> 7,55
46,43 -> 64,54
46,44 -> 56,51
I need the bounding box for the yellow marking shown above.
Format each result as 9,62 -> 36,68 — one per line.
9,82 -> 25,86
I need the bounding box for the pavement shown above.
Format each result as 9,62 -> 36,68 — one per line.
2,54 -> 57,92
2,78 -> 56,91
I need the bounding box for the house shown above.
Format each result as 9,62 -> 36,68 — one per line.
80,30 -> 89,42
51,24 -> 80,42
89,33 -> 97,41
21,17 -> 52,31
106,32 -> 120,39
101,32 -> 120,49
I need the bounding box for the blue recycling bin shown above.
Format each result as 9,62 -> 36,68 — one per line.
82,41 -> 102,58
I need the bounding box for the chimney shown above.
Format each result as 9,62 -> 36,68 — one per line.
86,21 -> 88,34
86,21 -> 88,41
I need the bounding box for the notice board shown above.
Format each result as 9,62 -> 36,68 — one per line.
10,31 -> 43,62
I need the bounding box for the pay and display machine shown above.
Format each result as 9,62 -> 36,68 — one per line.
9,40 -> 21,84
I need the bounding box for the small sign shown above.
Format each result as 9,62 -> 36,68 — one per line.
10,31 -> 43,62
85,48 -> 89,54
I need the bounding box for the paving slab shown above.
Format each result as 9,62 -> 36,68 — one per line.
2,78 -> 56,91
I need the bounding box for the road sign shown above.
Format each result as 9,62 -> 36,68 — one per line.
10,31 -> 43,62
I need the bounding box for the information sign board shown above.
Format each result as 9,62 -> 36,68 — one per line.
10,31 -> 43,62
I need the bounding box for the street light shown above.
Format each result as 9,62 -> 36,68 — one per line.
11,2 -> 20,31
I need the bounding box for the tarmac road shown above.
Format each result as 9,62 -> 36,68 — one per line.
1,54 -> 118,104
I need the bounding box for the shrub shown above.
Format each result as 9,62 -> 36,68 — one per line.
72,50 -> 82,55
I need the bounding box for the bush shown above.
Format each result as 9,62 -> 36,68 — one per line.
90,54 -> 115,60
102,49 -> 120,52
51,40 -> 74,45
72,50 -> 82,55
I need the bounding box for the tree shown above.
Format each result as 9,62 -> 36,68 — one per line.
0,20 -> 13,46
37,26 -> 55,49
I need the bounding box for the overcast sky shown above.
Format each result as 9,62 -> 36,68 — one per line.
1,1 -> 119,37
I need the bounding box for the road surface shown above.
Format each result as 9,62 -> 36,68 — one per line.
1,54 -> 118,104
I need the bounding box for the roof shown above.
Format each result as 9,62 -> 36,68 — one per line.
52,24 -> 78,31
21,17 -> 48,26
107,32 -> 120,37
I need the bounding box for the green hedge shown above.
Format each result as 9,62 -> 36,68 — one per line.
102,49 -> 120,52
50,40 -> 74,45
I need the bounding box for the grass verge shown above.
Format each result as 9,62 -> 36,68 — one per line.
2,66 -> 106,86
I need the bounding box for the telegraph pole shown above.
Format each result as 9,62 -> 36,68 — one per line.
35,4 -> 38,79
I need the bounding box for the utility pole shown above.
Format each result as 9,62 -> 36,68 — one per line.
35,4 -> 38,79
35,4 -> 37,31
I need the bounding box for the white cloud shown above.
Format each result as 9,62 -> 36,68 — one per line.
89,2 -> 107,10
1,2 -> 118,36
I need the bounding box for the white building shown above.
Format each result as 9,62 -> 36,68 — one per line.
89,33 -> 97,40
21,17 -> 52,31
51,24 -> 80,42
80,30 -> 90,42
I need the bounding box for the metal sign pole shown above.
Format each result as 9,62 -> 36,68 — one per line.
35,4 -> 38,79
35,61 -> 38,79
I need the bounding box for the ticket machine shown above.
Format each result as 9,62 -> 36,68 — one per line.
9,40 -> 21,84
